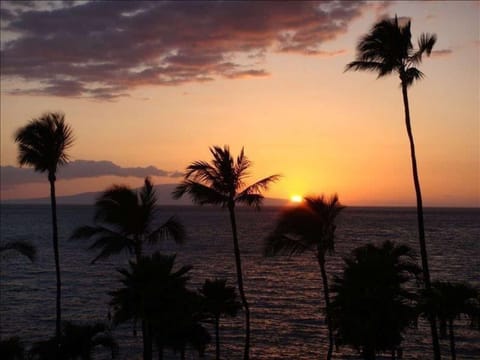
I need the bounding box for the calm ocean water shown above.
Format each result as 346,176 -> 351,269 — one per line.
1,205 -> 479,359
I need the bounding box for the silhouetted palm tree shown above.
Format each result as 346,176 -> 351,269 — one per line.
345,16 -> 440,359
200,278 -> 241,360
173,145 -> 280,360
71,177 -> 185,263
29,321 -> 118,360
15,112 -> 74,349
0,240 -> 36,262
330,241 -> 420,360
109,252 -> 191,360
0,336 -> 25,360
156,289 -> 210,360
419,281 -> 479,360
264,195 -> 344,360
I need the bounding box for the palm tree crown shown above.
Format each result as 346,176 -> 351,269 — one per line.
15,112 -> 74,181
264,194 -> 344,257
71,177 -> 185,263
173,145 -> 280,209
345,15 -> 436,87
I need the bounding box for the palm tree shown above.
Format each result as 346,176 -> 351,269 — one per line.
200,278 -> 241,360
71,177 -> 185,263
264,195 -> 344,360
0,240 -> 36,262
419,281 -> 479,360
14,112 -> 74,349
0,336 -> 25,360
109,252 -> 191,360
330,241 -> 420,360
345,15 -> 440,359
173,145 -> 280,360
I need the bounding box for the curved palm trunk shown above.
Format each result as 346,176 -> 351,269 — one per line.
215,316 -> 220,360
401,83 -> 441,360
142,321 -> 153,360
448,319 -> 456,360
227,204 -> 250,360
49,176 -> 62,353
317,254 -> 334,360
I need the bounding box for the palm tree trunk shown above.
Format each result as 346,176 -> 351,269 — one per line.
142,321 -> 152,360
401,82 -> 441,360
49,176 -> 62,354
228,203 -> 250,360
215,316 -> 220,360
317,254 -> 333,360
448,320 -> 456,360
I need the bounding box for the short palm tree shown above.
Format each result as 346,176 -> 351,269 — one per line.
173,145 -> 280,360
15,112 -> 74,348
109,252 -> 191,360
264,195 -> 344,360
419,281 -> 479,360
200,278 -> 241,360
0,240 -> 36,262
0,336 -> 25,360
330,241 -> 420,360
71,177 -> 185,263
345,16 -> 440,359
29,321 -> 118,360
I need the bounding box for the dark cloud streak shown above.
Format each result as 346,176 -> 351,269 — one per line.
0,0 -> 383,99
1,160 -> 182,189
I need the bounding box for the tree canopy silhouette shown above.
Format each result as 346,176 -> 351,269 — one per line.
0,240 -> 36,262
345,15 -> 440,359
200,278 -> 241,360
330,241 -> 420,360
264,194 -> 344,360
71,177 -> 185,263
15,112 -> 74,351
173,145 -> 280,360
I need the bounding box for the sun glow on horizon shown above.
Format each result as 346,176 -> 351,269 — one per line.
290,195 -> 303,203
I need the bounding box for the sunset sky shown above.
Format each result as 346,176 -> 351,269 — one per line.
1,1 -> 478,207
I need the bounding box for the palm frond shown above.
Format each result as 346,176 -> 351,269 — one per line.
264,233 -> 310,257
239,174 -> 281,195
173,180 -> 227,206
235,193 -> 264,209
403,67 -> 425,87
148,216 -> 186,244
345,61 -> 394,77
0,240 -> 36,262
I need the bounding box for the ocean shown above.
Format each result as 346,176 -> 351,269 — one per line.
1,205 -> 479,359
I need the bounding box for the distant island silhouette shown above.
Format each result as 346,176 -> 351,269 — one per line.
2,183 -> 288,206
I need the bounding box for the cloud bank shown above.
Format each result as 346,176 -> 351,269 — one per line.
1,160 -> 182,189
0,0 -> 382,99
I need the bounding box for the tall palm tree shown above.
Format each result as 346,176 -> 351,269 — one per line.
330,241 -> 420,360
109,252 -> 191,360
71,177 -> 185,263
15,112 -> 74,349
419,281 -> 479,360
173,145 -> 280,360
345,16 -> 440,359
200,278 -> 241,360
0,240 -> 36,262
264,195 -> 344,360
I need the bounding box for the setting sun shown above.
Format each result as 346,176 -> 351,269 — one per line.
290,195 -> 303,203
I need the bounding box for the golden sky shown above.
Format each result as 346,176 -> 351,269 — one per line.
1,1 -> 478,206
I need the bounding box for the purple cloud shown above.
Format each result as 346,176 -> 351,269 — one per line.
0,1 -> 384,99
0,160 -> 182,189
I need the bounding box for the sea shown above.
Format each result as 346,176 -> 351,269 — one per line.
1,205 -> 479,359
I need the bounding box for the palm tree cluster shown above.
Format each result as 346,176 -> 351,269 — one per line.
8,15 -> 479,360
